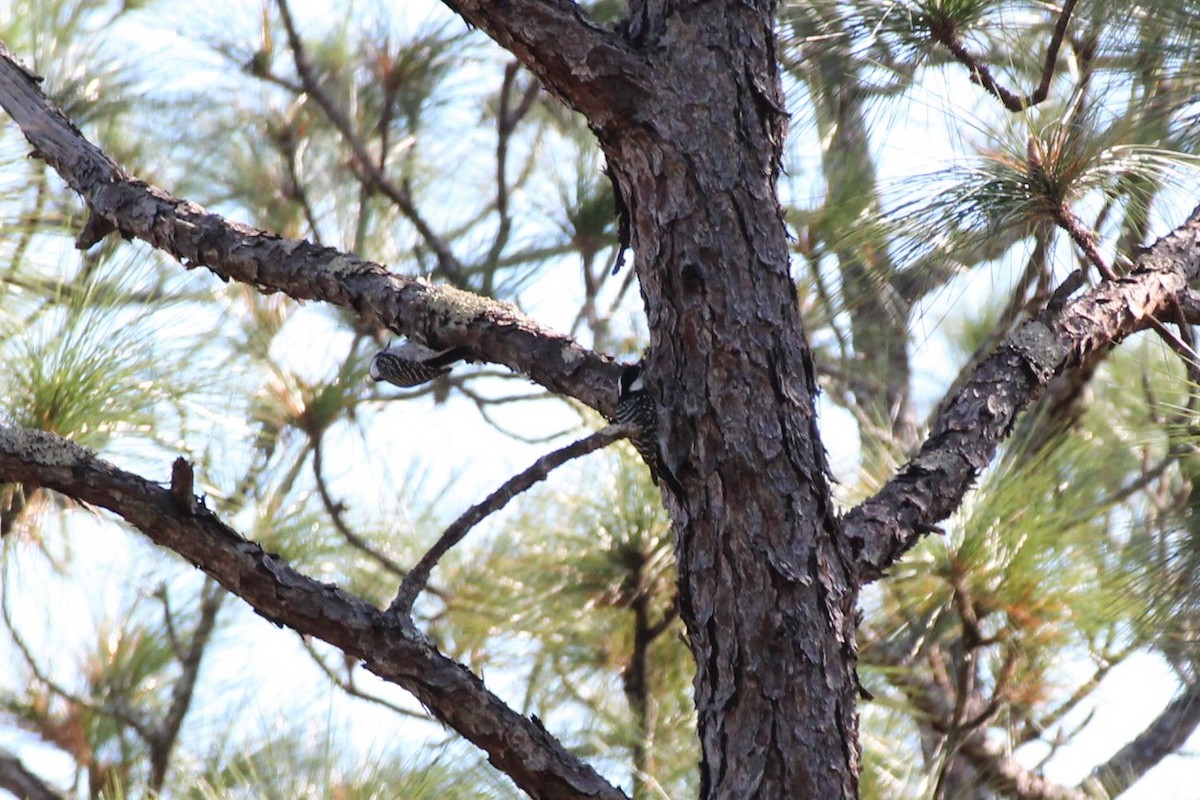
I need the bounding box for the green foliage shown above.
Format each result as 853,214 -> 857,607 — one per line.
0,565 -> 221,797
437,454 -> 697,795
776,0 -> 1200,793
908,0 -> 993,32
3,0 -> 1200,797
945,118 -> 1194,239
4,289 -> 155,446
186,735 -> 497,800
0,0 -> 144,168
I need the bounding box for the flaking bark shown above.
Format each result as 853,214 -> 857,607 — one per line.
847,209 -> 1200,581
562,4 -> 864,796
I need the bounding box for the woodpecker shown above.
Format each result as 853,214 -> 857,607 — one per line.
616,362 -> 682,494
369,340 -> 468,388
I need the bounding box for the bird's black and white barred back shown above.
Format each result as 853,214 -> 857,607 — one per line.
370,340 -> 468,388
616,362 -> 683,495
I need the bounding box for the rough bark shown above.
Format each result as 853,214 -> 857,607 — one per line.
466,1 -> 863,795
5,7 -> 866,796
0,41 -> 619,417
590,8 -> 865,796
846,209 -> 1200,580
4,4 -> 1200,798
1,3 -> 869,795
0,427 -> 627,800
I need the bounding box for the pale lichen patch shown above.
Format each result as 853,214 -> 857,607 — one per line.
277,238 -> 304,256
424,283 -> 524,325
0,425 -> 90,467
1010,321 -> 1068,381
325,254 -> 364,275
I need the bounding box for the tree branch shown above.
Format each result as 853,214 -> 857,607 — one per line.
148,579 -> 224,794
955,734 -> 1088,800
1018,647 -> 1133,745
390,423 -> 637,616
879,636 -> 1087,800
1053,199 -> 1116,281
275,0 -> 467,283
846,206 -> 1200,581
311,433 -> 416,585
0,750 -> 65,800
930,0 -> 1078,113
438,0 -> 649,131
1,580 -> 155,742
0,40 -> 621,417
299,638 -> 432,721
1084,678 -> 1200,797
0,426 -> 628,800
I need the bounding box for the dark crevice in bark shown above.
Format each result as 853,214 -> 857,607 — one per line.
606,5 -> 860,785
14,2 -> 1194,796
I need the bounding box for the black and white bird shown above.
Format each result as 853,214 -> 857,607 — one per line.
369,340 -> 468,388
616,362 -> 682,494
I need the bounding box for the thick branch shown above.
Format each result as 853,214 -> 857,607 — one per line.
0,750 -> 65,800
440,0 -> 650,130
0,426 -> 627,800
847,207 -> 1200,580
0,41 -> 621,417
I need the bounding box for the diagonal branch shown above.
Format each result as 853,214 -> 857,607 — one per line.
439,0 -> 650,131
1053,199 -> 1116,280
312,433 -> 417,584
0,750 -> 65,800
148,578 -> 224,794
1,579 -> 155,742
879,636 -> 1087,800
0,426 -> 628,800
955,733 -> 1088,800
0,40 -> 621,417
300,638 -> 431,720
846,206 -> 1200,581
931,0 -> 1079,113
1084,678 -> 1200,797
390,423 -> 637,616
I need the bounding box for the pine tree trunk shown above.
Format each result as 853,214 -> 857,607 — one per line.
598,6 -> 862,797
